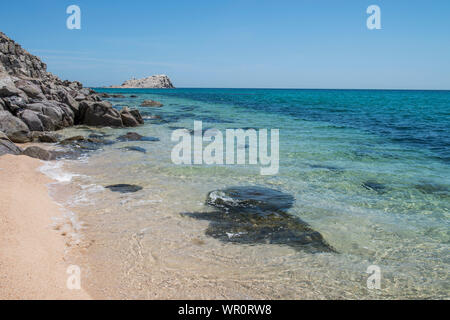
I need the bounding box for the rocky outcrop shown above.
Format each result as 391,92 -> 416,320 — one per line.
0,110 -> 31,142
0,131 -> 22,156
0,31 -> 144,147
22,146 -> 56,161
78,101 -> 123,127
110,75 -> 174,88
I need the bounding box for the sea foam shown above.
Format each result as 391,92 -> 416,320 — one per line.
39,161 -> 80,183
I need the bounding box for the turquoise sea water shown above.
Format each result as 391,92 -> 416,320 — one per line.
56,88 -> 449,299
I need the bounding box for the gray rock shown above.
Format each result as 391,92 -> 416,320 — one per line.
15,81 -> 44,99
19,109 -> 44,131
121,146 -> 146,153
0,32 -> 48,79
0,110 -> 31,142
0,32 -> 141,134
24,102 -> 44,113
0,130 -> 22,156
141,100 -> 163,107
31,131 -> 60,143
3,95 -> 28,114
25,101 -> 74,130
37,113 -> 55,131
129,109 -> 144,124
79,88 -> 93,96
0,85 -> 21,97
74,94 -> 86,101
79,101 -> 123,127
23,146 -> 55,160
120,107 -> 140,127
105,184 -> 143,193
183,186 -> 336,253
60,135 -> 86,144
62,91 -> 80,116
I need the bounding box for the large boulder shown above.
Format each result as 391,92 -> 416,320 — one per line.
37,113 -> 56,131
25,101 -> 74,129
0,72 -> 15,88
23,146 -> 55,160
19,109 -> 44,131
129,109 -> 144,125
3,95 -> 28,114
0,111 -> 31,142
183,186 -> 336,253
31,131 -> 60,143
61,90 -> 80,116
15,80 -> 45,100
79,101 -> 123,127
0,85 -> 22,97
0,131 -> 22,156
120,107 -> 140,127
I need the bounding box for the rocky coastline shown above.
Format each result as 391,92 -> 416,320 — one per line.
0,31 -> 144,158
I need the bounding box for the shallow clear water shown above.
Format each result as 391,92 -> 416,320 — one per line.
51,88 -> 449,299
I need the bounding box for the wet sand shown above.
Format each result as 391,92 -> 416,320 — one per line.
0,154 -> 90,300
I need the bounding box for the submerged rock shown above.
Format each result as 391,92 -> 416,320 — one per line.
117,132 -> 160,142
415,182 -> 449,198
105,184 -> 143,193
206,186 -> 295,216
60,135 -> 114,152
121,146 -> 147,153
362,181 -> 386,193
309,164 -> 342,172
141,100 -> 163,107
183,186 -> 335,253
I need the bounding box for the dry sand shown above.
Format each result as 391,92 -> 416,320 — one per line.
0,154 -> 90,300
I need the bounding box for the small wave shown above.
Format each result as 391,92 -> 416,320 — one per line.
68,184 -> 106,207
39,161 -> 80,183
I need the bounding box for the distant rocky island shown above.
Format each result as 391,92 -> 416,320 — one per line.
110,75 -> 174,89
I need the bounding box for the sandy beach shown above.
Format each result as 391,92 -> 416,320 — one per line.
0,154 -> 90,300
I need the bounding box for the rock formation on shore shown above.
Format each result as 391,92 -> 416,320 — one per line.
110,75 -> 174,88
0,31 -> 143,155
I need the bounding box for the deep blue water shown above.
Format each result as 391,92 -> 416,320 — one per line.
99,88 -> 450,163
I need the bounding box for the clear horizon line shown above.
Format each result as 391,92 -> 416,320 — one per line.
90,86 -> 450,91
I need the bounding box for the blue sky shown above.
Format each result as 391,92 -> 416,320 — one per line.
1,0 -> 449,89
